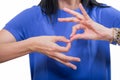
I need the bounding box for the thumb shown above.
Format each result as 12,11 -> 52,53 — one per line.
54,36 -> 70,43
70,34 -> 85,41
55,42 -> 71,52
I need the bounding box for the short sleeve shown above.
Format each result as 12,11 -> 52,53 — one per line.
3,6 -> 40,41
100,6 -> 120,28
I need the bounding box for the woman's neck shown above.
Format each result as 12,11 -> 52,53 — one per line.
58,0 -> 80,10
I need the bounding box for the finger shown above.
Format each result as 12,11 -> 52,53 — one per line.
70,24 -> 84,37
70,34 -> 86,41
79,3 -> 90,19
54,52 -> 80,62
49,56 -> 78,70
70,24 -> 81,37
54,36 -> 70,43
58,17 -> 80,23
63,8 -> 84,20
64,62 -> 77,70
55,42 -> 71,52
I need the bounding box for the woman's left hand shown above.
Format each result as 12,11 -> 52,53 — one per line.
58,4 -> 113,42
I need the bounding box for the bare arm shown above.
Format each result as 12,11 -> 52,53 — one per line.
0,29 -> 80,70
0,30 -> 32,63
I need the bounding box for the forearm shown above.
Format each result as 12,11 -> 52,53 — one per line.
0,39 -> 32,63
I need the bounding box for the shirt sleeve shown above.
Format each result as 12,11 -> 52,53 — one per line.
100,6 -> 120,28
3,6 -> 40,41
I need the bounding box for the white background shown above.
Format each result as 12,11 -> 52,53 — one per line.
0,0 -> 120,80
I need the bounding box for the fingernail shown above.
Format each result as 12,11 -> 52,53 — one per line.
70,34 -> 72,37
73,66 -> 77,70
78,58 -> 81,62
70,33 -> 73,36
58,18 -> 60,20
70,34 -> 74,37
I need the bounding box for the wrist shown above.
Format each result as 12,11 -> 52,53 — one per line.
107,28 -> 114,42
26,37 -> 38,52
103,28 -> 113,42
24,38 -> 36,53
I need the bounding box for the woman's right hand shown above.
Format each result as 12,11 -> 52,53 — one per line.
27,36 -> 80,70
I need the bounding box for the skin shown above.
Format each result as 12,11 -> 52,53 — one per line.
58,0 -> 80,10
0,0 -> 82,70
0,0 -> 113,70
58,3 -> 113,42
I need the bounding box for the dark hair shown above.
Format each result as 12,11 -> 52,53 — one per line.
38,0 -> 109,23
39,0 -> 104,16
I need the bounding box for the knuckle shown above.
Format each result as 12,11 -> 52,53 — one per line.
48,46 -> 57,52
61,36 -> 66,39
61,56 -> 68,61
51,46 -> 57,51
71,17 -> 75,21
64,56 -> 71,61
69,57 -> 74,61
67,57 -> 72,61
49,52 -> 56,57
48,48 -> 54,52
72,27 -> 76,30
64,48 -> 69,52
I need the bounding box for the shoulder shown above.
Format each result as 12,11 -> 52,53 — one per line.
94,4 -> 120,18
6,5 -> 44,26
17,6 -> 42,20
89,4 -> 120,22
92,4 -> 120,27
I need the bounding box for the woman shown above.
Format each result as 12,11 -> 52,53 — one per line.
0,0 -> 120,80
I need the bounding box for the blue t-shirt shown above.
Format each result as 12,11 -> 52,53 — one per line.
4,5 -> 120,80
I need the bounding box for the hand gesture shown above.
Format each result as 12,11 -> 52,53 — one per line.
28,36 -> 80,70
58,4 -> 113,41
